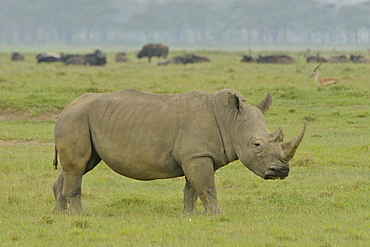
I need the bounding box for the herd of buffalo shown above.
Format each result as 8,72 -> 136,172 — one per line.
10,43 -> 370,65
241,53 -> 370,64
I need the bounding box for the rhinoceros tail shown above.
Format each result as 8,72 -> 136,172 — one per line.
53,146 -> 58,170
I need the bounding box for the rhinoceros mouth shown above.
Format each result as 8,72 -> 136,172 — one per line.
264,175 -> 287,180
263,165 -> 289,180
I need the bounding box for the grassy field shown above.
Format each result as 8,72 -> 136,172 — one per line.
0,50 -> 369,246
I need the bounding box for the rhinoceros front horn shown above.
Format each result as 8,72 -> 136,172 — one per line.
279,122 -> 306,160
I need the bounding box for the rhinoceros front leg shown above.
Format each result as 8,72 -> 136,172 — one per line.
183,177 -> 199,214
52,171 -> 67,213
182,157 -> 221,215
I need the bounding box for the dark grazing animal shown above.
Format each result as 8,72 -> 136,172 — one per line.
36,53 -> 61,63
157,54 -> 210,65
241,55 -> 254,63
257,55 -> 296,64
62,55 -> 85,65
62,50 -> 106,66
83,50 -> 106,65
115,52 -> 130,62
137,43 -> 169,63
349,54 -> 370,63
52,89 -> 306,215
306,55 -> 328,63
11,52 -> 25,61
327,55 -> 348,63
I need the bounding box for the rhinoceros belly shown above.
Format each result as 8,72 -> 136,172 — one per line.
95,135 -> 185,181
88,105 -> 185,180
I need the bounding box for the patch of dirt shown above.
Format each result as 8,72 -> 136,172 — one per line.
0,108 -> 59,121
0,140 -> 54,146
0,109 -> 57,146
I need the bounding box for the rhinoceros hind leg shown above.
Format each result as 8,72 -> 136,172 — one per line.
52,171 -> 67,213
182,177 -> 199,214
53,145 -> 101,215
57,146 -> 94,214
182,157 -> 222,215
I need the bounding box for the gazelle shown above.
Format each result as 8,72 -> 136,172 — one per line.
310,63 -> 340,87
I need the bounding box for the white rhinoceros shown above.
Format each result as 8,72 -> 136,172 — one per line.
52,89 -> 306,214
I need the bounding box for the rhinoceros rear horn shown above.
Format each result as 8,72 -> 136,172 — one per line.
279,122 -> 306,160
270,126 -> 284,142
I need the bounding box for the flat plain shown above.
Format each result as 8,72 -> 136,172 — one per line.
0,50 -> 369,246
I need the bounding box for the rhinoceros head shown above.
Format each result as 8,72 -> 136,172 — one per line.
226,92 -> 306,180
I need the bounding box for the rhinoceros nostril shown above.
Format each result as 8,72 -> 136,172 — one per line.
270,164 -> 289,172
270,166 -> 279,171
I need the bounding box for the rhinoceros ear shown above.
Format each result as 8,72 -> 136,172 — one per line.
228,92 -> 241,112
256,93 -> 272,113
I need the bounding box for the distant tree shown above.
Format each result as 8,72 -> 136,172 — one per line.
337,3 -> 370,43
135,1 -> 213,43
0,0 -> 54,42
0,0 -> 369,46
53,0 -> 116,42
226,0 -> 320,44
0,0 -> 116,42
125,12 -> 171,40
177,1 -> 212,42
225,0 -> 260,43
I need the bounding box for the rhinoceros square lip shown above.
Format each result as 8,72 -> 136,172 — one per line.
264,176 -> 287,180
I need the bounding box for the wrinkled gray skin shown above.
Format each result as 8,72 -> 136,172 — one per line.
52,89 -> 306,215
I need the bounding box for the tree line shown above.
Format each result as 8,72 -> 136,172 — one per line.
0,0 -> 369,46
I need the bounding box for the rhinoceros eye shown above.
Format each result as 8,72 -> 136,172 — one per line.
254,141 -> 262,147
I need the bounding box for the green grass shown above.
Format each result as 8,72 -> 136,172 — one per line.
0,50 -> 369,246
0,120 -> 54,142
